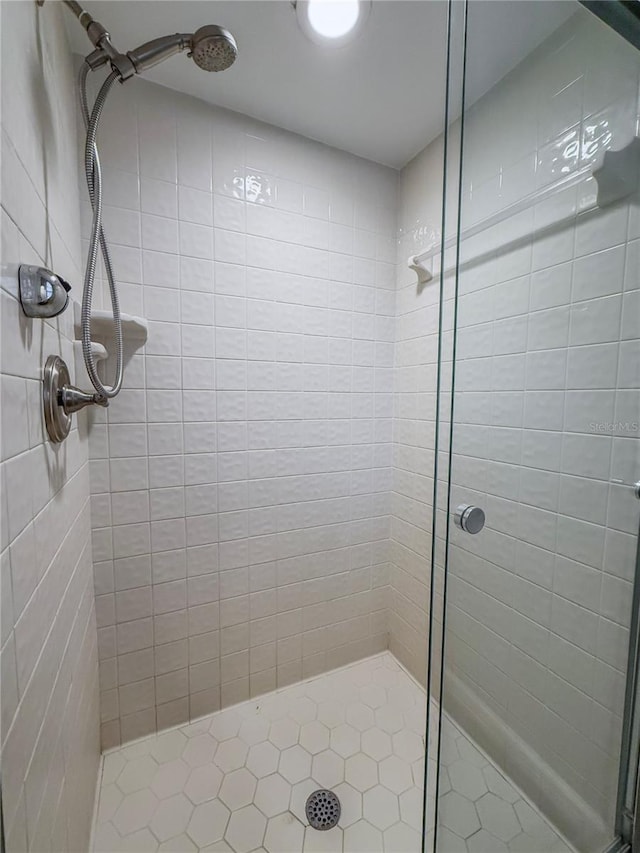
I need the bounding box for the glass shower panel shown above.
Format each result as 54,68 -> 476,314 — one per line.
430,3 -> 640,852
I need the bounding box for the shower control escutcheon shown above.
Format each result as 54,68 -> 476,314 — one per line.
454,504 -> 485,534
43,355 -> 108,443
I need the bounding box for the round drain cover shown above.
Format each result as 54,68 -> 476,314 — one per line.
306,789 -> 341,830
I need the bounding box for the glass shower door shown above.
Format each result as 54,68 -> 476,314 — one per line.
428,2 -> 640,851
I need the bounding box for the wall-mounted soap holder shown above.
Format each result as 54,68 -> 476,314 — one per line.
42,307 -> 148,444
74,340 -> 108,389
407,255 -> 433,286
72,303 -> 148,345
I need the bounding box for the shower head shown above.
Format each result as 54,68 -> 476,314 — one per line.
126,25 -> 237,75
190,26 -> 238,72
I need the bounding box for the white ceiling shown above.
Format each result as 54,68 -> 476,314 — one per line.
68,1 -> 576,169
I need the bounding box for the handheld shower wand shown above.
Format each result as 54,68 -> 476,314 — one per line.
42,0 -> 237,442
127,26 -> 238,74
63,1 -> 237,79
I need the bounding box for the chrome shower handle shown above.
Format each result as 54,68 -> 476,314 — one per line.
43,356 -> 108,444
60,385 -> 108,414
454,504 -> 486,534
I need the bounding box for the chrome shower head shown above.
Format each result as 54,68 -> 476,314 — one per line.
126,25 -> 237,75
190,25 -> 237,72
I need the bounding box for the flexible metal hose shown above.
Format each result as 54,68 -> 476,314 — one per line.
79,62 -> 124,400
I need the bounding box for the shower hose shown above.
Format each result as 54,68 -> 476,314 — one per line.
78,62 -> 124,402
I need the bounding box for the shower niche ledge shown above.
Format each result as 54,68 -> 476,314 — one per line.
72,301 -> 148,347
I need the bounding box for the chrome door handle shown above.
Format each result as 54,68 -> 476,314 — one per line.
454,504 -> 485,534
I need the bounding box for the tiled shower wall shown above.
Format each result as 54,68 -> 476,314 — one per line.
0,2 -> 100,851
439,11 -> 639,848
88,77 -> 398,748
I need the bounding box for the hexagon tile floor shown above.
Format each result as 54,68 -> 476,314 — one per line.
434,719 -> 572,853
92,652 -> 573,852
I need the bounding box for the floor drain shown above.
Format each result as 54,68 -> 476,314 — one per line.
306,789 -> 341,830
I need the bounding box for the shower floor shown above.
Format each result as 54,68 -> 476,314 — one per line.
92,652 -> 571,852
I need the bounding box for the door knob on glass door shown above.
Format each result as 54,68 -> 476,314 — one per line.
454,504 -> 485,534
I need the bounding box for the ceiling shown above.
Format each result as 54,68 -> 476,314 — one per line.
68,1 -> 576,169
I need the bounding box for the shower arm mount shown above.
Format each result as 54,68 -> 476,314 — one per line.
39,0 -> 194,81
37,0 -> 138,80
37,0 -> 131,78
67,0 -> 206,81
